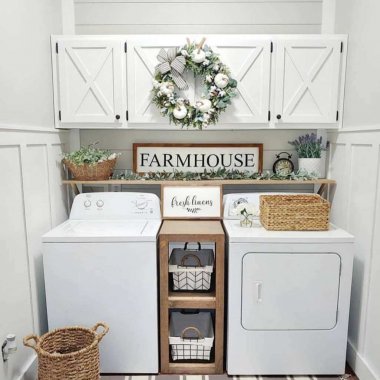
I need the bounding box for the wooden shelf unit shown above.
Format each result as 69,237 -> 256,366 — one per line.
159,220 -> 225,374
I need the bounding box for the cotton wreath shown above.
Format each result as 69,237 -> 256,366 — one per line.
152,38 -> 237,130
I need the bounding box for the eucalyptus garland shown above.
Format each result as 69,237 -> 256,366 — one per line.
152,39 -> 237,129
113,169 -> 319,181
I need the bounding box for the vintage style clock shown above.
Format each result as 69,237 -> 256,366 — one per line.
273,152 -> 295,176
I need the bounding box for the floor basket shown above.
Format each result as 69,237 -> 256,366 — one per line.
63,159 -> 116,180
23,322 -> 109,380
169,312 -> 214,361
260,194 -> 330,231
169,242 -> 214,291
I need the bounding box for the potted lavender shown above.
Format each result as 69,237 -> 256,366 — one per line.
289,133 -> 326,178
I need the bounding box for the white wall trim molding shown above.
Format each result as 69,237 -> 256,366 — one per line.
19,144 -> 37,335
61,0 -> 75,34
321,0 -> 336,33
347,340 -> 378,380
328,129 -> 380,380
0,123 -> 69,134
335,125 -> 380,133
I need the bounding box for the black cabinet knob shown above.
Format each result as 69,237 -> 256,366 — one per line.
115,114 -> 120,120
276,114 -> 282,120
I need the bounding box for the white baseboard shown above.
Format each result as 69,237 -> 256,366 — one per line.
347,340 -> 379,380
17,356 -> 37,380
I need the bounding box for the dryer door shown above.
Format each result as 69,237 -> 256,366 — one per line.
242,253 -> 341,330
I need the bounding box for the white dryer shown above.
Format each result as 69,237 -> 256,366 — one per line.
42,192 -> 161,374
223,193 -> 354,375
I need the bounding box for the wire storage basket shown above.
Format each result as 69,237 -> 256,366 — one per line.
169,312 -> 214,361
63,159 -> 116,181
23,322 -> 109,380
260,194 -> 330,231
169,242 -> 214,291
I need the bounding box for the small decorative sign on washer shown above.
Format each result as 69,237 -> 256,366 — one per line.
133,143 -> 263,174
161,185 -> 222,219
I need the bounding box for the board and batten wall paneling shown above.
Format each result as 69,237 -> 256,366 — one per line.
74,0 -> 322,34
328,130 -> 380,380
0,130 -> 69,380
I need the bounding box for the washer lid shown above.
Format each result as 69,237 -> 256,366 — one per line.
42,219 -> 162,242
223,220 -> 354,243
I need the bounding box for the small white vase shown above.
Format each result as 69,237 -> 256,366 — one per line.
240,214 -> 253,228
298,157 -> 325,178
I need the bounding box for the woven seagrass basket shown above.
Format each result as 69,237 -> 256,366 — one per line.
260,194 -> 330,231
63,159 -> 116,180
24,322 -> 109,380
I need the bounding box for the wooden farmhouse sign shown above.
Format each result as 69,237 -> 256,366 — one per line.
162,185 -> 222,219
133,143 -> 263,174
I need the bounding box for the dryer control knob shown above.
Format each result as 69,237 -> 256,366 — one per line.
96,200 -> 104,208
84,200 -> 91,208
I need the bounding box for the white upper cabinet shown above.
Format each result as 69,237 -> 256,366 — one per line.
127,36 -> 186,124
127,36 -> 272,125
51,35 -> 347,129
206,37 -> 271,124
52,37 -> 126,127
274,36 -> 345,125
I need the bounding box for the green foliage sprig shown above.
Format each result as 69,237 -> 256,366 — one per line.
63,142 -> 120,166
112,168 -> 319,181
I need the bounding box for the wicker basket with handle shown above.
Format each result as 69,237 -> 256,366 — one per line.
63,159 -> 116,181
260,194 -> 330,231
23,322 -> 109,380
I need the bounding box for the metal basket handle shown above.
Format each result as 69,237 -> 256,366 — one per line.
180,326 -> 203,340
184,242 -> 201,251
180,253 -> 202,267
91,322 -> 109,342
23,335 -> 40,352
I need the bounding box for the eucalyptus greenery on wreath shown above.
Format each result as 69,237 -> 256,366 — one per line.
152,38 -> 237,129
113,168 -> 319,181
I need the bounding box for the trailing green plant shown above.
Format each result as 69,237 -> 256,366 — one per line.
63,142 -> 120,166
288,133 -> 326,158
112,168 -> 318,181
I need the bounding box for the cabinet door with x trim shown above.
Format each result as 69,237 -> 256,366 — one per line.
274,37 -> 343,124
208,36 -> 271,124
56,38 -> 125,124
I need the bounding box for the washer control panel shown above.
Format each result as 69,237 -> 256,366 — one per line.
70,192 -> 161,220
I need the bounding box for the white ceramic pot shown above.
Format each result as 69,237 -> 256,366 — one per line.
298,157 -> 326,178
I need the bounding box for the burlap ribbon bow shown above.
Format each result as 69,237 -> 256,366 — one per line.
156,48 -> 188,90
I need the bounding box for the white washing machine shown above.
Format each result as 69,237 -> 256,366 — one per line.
223,193 -> 354,375
42,192 -> 161,374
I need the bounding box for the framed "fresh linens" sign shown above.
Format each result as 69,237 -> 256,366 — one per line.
161,185 -> 222,219
133,143 -> 263,174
